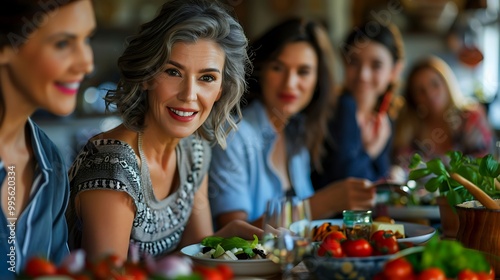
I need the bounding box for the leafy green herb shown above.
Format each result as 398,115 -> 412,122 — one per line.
408,151 -> 500,206
405,235 -> 491,277
200,235 -> 260,258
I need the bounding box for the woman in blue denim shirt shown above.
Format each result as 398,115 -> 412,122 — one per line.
209,18 -> 376,229
0,1 -> 95,277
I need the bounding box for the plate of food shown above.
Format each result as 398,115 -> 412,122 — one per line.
180,236 -> 281,277
292,219 -> 436,245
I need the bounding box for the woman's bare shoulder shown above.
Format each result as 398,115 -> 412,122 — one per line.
90,125 -> 139,152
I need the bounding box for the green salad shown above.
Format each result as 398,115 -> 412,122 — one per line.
198,235 -> 267,260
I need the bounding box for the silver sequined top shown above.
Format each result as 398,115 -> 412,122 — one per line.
67,134 -> 210,257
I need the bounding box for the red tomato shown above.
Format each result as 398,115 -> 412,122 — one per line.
458,269 -> 479,280
476,268 -> 495,280
371,230 -> 399,255
216,264 -> 234,279
341,239 -> 373,257
194,265 -> 224,280
371,230 -> 392,241
25,257 -> 57,277
124,264 -> 148,280
317,238 -> 344,257
91,259 -> 113,279
383,258 -> 414,280
417,268 -> 446,280
324,231 -> 346,242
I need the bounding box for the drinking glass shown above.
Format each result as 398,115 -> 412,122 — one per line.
262,196 -> 312,279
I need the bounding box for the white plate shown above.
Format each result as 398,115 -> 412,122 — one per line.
386,206 -> 440,220
293,219 -> 436,244
180,243 -> 281,277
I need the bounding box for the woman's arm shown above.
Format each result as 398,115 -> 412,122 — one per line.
78,190 -> 135,260
309,177 -> 376,219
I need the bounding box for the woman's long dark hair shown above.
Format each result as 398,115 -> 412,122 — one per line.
246,18 -> 336,169
0,0 -> 81,125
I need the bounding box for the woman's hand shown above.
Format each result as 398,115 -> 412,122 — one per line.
215,219 -> 264,240
360,112 -> 391,158
310,178 -> 376,219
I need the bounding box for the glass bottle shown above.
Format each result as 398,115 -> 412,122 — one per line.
342,210 -> 372,240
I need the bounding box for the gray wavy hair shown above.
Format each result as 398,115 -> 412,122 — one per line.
105,0 -> 249,149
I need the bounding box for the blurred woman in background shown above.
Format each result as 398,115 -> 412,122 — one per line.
0,0 -> 95,276
311,21 -> 405,189
392,55 -> 494,170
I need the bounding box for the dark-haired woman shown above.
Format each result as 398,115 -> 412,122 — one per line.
0,0 -> 95,276
312,22 -> 405,189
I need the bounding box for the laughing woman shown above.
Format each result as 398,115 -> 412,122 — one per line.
66,0 -> 262,260
0,0 -> 95,276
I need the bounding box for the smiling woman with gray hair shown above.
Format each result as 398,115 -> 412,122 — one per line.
66,0 -> 262,261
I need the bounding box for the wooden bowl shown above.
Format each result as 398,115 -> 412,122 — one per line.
456,200 -> 500,275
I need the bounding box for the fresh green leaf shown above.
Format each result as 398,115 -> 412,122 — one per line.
426,159 -> 448,176
250,235 -> 258,248
411,236 -> 491,277
424,176 -> 445,192
446,190 -> 463,207
448,151 -> 463,163
479,154 -> 500,178
408,168 -> 431,180
200,236 -> 224,248
456,165 -> 479,185
409,153 -> 423,169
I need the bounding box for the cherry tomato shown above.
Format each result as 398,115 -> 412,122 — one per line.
476,268 -> 495,280
417,268 -> 446,280
371,230 -> 399,255
216,264 -> 234,279
324,231 -> 346,243
458,269 -> 479,280
91,260 -> 113,279
371,230 -> 392,241
383,257 -> 414,280
317,238 -> 344,257
341,239 -> 373,257
194,265 -> 224,280
25,257 -> 57,277
124,264 -> 148,280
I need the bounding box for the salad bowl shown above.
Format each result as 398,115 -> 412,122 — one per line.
181,243 -> 281,277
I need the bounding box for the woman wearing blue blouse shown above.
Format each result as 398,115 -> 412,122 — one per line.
209,18 -> 376,229
0,0 -> 95,277
311,21 -> 405,190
